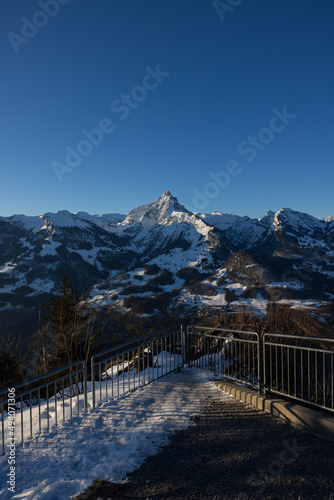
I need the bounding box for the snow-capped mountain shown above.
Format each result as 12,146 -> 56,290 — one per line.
1,191 -> 334,337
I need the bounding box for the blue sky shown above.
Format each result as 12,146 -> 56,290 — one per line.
1,0 -> 333,219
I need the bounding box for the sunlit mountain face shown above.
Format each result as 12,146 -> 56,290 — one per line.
1,191 -> 334,336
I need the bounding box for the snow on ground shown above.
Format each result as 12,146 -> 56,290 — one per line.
0,262 -> 16,273
27,278 -> 55,295
200,293 -> 227,307
0,368 -> 231,500
1,352 -> 184,453
265,281 -> 304,290
225,282 -> 246,296
277,299 -> 324,309
39,239 -> 62,257
235,293 -> 268,315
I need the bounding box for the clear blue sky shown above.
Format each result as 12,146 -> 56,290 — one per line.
1,0 -> 333,219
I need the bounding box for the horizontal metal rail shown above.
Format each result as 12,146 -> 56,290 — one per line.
91,324 -> 184,408
0,361 -> 87,456
263,333 -> 334,413
187,326 -> 261,394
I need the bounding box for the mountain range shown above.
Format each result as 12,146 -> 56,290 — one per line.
1,191 -> 334,337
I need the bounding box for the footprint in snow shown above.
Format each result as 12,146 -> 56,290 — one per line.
143,397 -> 155,406
95,415 -> 104,429
77,399 -> 90,409
41,411 -> 52,419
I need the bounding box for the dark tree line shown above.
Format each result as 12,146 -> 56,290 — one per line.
0,277 -> 103,390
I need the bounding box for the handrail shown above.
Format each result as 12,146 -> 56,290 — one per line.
1,360 -> 87,456
187,325 -> 261,394
0,360 -> 86,397
263,333 -> 334,412
263,332 -> 334,343
187,325 -> 260,337
91,324 -> 183,408
91,323 -> 183,365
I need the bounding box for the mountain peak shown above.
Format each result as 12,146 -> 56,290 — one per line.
159,190 -> 179,204
123,191 -> 188,227
41,210 -> 92,229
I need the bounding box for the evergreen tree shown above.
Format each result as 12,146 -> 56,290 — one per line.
0,333 -> 27,390
43,277 -> 94,369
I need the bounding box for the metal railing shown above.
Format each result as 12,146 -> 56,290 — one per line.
1,324 -> 333,456
0,361 -> 87,456
186,326 -> 261,394
263,333 -> 334,413
91,324 -> 184,409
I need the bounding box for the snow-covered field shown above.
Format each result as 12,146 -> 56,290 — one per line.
0,367 -> 232,500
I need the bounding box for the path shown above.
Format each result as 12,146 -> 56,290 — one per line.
78,374 -> 334,500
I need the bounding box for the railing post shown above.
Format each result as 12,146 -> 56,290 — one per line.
263,334 -> 267,396
257,334 -> 262,395
83,362 -> 88,412
91,355 -> 96,410
181,324 -> 187,367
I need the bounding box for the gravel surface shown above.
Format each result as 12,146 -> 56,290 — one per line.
76,386 -> 334,500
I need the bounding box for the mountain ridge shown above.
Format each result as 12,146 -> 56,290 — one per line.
1,189 -> 333,224
0,191 -> 333,337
